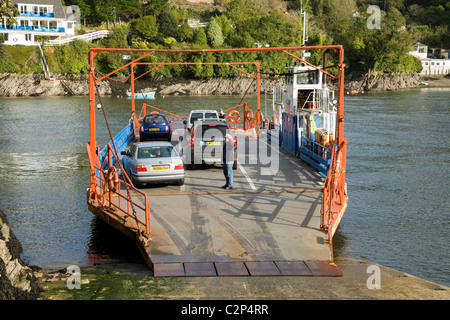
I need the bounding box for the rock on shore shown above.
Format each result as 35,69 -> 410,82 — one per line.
0,72 -> 438,97
345,72 -> 423,92
0,73 -> 285,97
0,209 -> 40,300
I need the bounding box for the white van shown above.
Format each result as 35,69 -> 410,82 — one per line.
183,110 -> 219,132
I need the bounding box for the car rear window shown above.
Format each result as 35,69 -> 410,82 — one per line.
137,146 -> 176,159
145,115 -> 166,124
200,124 -> 228,139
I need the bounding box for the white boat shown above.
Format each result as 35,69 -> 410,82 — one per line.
126,91 -> 156,99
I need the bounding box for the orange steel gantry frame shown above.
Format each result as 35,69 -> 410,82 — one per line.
87,46 -> 347,239
88,45 -> 345,167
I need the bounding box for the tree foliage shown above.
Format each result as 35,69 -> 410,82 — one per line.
4,0 -> 446,76
207,19 -> 224,47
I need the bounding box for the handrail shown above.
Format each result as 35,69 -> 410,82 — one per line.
320,138 -> 347,241
48,30 -> 110,46
87,142 -> 150,234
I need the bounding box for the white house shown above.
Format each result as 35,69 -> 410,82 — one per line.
409,42 -> 450,76
0,0 -> 77,46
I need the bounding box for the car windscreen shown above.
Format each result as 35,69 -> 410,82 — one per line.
137,146 -> 176,159
200,124 -> 228,140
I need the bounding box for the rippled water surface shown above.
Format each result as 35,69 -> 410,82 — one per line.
0,89 -> 448,286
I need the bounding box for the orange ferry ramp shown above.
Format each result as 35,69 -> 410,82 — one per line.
106,131 -> 342,277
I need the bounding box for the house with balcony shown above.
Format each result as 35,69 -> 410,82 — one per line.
0,0 -> 76,46
409,42 -> 450,76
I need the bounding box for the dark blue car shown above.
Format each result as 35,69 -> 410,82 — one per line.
139,114 -> 172,141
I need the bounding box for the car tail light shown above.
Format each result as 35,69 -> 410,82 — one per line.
165,125 -> 169,131
189,127 -> 198,146
174,163 -> 184,170
140,126 -> 144,132
136,165 -> 147,172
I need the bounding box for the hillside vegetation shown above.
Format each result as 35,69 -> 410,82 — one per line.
1,0 -> 449,77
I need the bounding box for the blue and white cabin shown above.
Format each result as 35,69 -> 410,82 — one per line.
271,63 -> 337,176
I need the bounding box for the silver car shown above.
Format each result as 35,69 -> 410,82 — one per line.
121,141 -> 185,186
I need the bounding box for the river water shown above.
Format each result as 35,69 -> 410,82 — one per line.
0,88 -> 448,287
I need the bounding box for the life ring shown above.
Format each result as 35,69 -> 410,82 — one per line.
245,109 -> 254,123
227,110 -> 241,123
107,166 -> 119,192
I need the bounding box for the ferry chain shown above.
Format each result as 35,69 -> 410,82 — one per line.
93,77 -> 150,246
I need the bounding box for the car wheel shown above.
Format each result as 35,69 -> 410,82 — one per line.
177,179 -> 185,186
129,170 -> 139,188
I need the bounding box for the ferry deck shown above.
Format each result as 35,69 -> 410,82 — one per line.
87,45 -> 348,277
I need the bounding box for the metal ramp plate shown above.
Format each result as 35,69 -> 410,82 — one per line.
184,262 -> 217,277
245,261 -> 282,276
305,260 -> 343,277
153,263 -> 185,277
150,260 -> 343,277
275,261 -> 313,276
215,262 -> 249,276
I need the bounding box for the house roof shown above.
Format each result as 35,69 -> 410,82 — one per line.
12,0 -> 66,19
413,42 -> 428,48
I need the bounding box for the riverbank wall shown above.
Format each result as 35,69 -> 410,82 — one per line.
1,72 -> 446,97
0,208 -> 40,300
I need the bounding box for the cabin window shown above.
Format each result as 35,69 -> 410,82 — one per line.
25,34 -> 32,41
285,70 -> 293,85
297,71 -> 317,85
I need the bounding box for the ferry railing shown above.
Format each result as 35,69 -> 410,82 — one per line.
224,102 -> 261,133
87,142 -> 151,234
321,138 -> 347,241
299,137 -> 331,177
139,103 -> 187,131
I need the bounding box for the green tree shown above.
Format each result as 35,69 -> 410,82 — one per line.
130,16 -> 158,41
0,0 -> 18,25
178,23 -> 194,42
207,19 -> 224,47
194,27 -> 208,46
157,10 -> 178,39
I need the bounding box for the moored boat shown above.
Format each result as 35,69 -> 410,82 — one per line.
126,91 -> 156,99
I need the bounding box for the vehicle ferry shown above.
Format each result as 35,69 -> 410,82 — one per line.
86,46 -> 348,277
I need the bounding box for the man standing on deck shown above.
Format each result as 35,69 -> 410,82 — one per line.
222,133 -> 234,190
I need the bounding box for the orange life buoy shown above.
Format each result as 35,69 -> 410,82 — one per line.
245,109 -> 254,123
227,110 -> 241,123
107,166 -> 119,192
